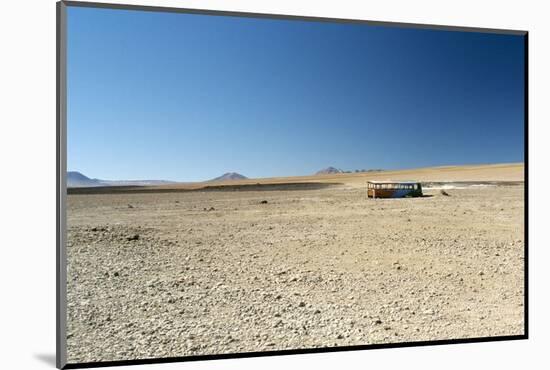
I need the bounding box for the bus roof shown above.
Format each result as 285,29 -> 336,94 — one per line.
367,180 -> 420,184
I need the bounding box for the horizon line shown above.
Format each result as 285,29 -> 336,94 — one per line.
68,161 -> 524,183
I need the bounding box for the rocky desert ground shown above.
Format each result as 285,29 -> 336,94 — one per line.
65,164 -> 525,363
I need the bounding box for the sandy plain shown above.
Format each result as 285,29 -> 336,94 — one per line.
66,163 -> 525,363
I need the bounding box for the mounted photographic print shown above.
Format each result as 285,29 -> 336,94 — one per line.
57,1 -> 527,368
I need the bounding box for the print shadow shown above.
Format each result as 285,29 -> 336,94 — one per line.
33,353 -> 56,367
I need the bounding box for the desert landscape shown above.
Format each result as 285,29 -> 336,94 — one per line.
66,163 -> 525,363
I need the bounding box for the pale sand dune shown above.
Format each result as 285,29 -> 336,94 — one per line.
149,163 -> 524,191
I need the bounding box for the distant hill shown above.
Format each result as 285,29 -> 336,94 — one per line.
315,167 -> 343,175
67,171 -> 175,188
67,171 -> 103,188
209,172 -> 248,182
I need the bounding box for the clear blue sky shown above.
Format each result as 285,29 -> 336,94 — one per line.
67,6 -> 525,182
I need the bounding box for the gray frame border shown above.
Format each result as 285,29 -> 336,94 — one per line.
62,0 -> 527,35
56,1 -> 528,369
57,1 -> 68,369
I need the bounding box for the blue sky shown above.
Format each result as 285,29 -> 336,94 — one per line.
67,7 -> 525,182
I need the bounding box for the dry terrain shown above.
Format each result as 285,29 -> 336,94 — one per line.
66,164 -> 525,363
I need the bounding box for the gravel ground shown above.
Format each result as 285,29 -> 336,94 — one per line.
66,184 -> 525,363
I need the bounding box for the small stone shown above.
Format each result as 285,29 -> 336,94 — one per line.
260,200 -> 268,204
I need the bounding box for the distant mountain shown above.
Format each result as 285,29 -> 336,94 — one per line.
209,172 -> 248,182
67,171 -> 176,188
315,167 -> 343,175
67,171 -> 103,188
